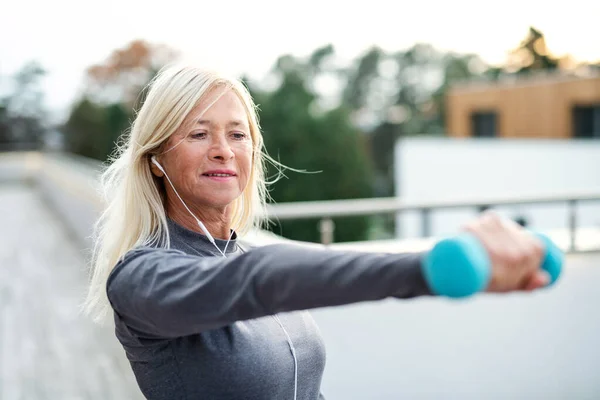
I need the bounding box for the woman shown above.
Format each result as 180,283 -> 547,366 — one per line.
83,63 -> 550,400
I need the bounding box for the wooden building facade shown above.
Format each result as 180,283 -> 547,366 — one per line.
445,73 -> 600,139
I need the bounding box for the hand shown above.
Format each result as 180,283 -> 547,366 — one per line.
462,212 -> 550,293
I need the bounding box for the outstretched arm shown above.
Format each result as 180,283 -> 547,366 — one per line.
106,242 -> 431,339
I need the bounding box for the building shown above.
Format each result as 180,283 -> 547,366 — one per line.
445,72 -> 600,139
392,72 -> 600,239
393,137 -> 600,239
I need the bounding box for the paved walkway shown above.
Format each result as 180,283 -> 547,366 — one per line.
2,180 -> 600,399
312,250 -> 600,399
0,183 -> 144,399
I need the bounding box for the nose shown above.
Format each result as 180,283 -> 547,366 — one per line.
207,135 -> 234,162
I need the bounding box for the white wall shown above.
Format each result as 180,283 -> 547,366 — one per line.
393,138 -> 600,239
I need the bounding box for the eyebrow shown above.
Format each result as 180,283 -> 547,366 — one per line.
196,119 -> 248,129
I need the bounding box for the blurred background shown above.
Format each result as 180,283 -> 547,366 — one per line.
1,0 -> 599,399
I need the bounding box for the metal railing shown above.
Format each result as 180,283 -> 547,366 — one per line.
3,151 -> 599,253
264,191 -> 600,251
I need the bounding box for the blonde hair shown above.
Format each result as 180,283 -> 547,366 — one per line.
83,63 -> 276,324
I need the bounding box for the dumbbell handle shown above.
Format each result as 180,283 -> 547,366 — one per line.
422,232 -> 564,298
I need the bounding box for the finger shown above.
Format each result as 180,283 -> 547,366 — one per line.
521,234 -> 546,285
477,214 -> 525,290
467,213 -> 537,292
521,270 -> 551,291
497,218 -> 546,282
472,213 -> 512,264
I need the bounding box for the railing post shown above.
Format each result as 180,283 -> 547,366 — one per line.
319,218 -> 335,245
569,199 -> 577,252
421,208 -> 431,238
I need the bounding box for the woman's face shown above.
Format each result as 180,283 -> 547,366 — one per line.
155,86 -> 253,212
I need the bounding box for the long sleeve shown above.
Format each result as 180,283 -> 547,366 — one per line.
106,243 -> 433,339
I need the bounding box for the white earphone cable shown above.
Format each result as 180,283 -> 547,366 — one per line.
152,156 -> 297,399
152,156 -> 232,256
273,315 -> 298,400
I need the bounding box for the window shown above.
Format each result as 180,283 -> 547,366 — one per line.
471,111 -> 498,137
573,105 -> 600,138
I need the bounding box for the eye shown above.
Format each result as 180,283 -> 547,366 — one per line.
231,132 -> 248,140
190,132 -> 207,139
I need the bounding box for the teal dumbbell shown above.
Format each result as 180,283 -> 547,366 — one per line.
422,232 -> 564,298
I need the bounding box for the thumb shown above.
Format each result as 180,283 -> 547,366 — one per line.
523,270 -> 551,291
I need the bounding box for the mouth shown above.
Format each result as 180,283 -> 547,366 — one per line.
202,173 -> 236,177
202,170 -> 237,181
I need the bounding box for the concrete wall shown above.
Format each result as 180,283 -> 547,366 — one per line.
0,151 -> 40,183
394,137 -> 600,240
0,151 -> 107,255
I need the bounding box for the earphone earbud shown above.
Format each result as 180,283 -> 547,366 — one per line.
151,155 -> 165,174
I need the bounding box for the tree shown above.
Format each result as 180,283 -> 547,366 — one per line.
342,46 -> 384,112
340,44 -> 489,197
249,50 -> 375,243
85,39 -> 178,107
507,27 -> 560,74
63,40 -> 177,161
0,104 -> 10,145
62,98 -> 129,160
0,61 -> 47,150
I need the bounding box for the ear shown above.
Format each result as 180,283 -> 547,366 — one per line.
149,156 -> 165,177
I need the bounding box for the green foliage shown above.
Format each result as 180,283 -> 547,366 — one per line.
340,43 -> 490,197
0,104 -> 10,144
342,46 -> 383,110
511,27 -> 560,74
250,55 -> 374,243
62,98 -> 130,161
61,40 -> 173,162
0,61 -> 47,150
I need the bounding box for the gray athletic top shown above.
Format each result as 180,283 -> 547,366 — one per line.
106,218 -> 433,399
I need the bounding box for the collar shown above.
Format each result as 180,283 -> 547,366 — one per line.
166,217 -> 239,255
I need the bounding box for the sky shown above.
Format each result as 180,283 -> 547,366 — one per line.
1,0 -> 599,123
